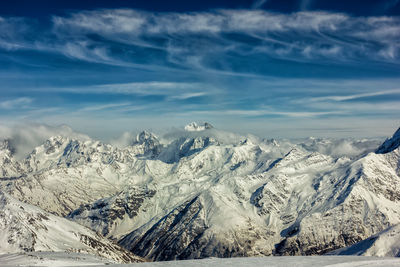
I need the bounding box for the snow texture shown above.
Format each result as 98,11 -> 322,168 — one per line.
0,191 -> 143,263
2,254 -> 400,267
329,223 -> 400,257
184,122 -> 214,132
121,256 -> 400,267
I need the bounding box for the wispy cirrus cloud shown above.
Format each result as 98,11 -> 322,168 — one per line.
50,82 -> 215,97
50,9 -> 399,65
0,97 -> 33,109
206,109 -> 343,118
1,9 -> 399,74
308,89 -> 400,102
168,92 -> 207,100
0,8 -> 399,138
79,102 -> 132,112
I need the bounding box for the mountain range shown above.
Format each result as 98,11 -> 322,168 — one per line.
0,123 -> 399,262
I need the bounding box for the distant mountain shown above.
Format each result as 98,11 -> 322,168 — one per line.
0,139 -> 23,178
184,122 -> 213,132
0,123 -> 398,261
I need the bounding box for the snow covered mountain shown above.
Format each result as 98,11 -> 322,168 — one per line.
184,122 -> 214,132
1,123 -> 398,261
376,127 -> 400,154
0,140 -> 24,178
0,191 -> 143,263
329,223 -> 400,257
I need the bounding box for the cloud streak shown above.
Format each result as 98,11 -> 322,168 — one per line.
0,8 -> 399,138
308,89 -> 400,102
1,9 -> 399,73
0,97 -> 33,109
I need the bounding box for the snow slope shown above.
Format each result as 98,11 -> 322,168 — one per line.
329,223 -> 400,257
0,191 -> 143,263
119,256 -> 400,267
0,140 -> 24,178
2,254 -> 399,267
0,255 -> 400,267
376,127 -> 400,154
0,252 -> 113,266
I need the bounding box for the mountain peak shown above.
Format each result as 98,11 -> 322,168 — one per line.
184,122 -> 213,132
0,139 -> 15,155
131,131 -> 161,157
376,127 -> 400,154
135,131 -> 158,144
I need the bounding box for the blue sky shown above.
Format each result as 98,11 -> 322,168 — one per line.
0,0 -> 399,139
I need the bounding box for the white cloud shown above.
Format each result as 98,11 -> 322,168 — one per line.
308,89 -> 400,102
0,97 -> 33,109
168,92 -> 207,100
1,9 -> 399,69
79,102 -> 132,112
49,82 -> 218,99
189,109 -> 343,118
0,17 -> 33,51
0,123 -> 90,159
52,9 -> 146,34
300,138 -> 382,158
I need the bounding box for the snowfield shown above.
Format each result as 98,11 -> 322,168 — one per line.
127,256 -> 400,267
0,123 -> 400,264
0,252 -> 113,266
1,254 -> 400,267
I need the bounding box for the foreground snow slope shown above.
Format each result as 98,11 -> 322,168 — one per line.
1,254 -> 400,267
0,191 -> 143,263
1,123 -> 398,260
121,256 -> 400,267
0,252 -> 113,267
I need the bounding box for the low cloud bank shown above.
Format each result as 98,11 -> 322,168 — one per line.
299,138 -> 383,158
0,122 -> 386,160
0,123 -> 89,159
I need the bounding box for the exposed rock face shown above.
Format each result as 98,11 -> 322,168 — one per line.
0,139 -> 24,178
328,223 -> 400,257
158,136 -> 219,163
131,131 -> 162,157
68,187 -> 156,237
1,125 -> 399,261
376,127 -> 400,154
184,122 -> 214,132
120,196 -> 208,261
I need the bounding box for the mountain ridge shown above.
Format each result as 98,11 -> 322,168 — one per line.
0,123 -> 398,260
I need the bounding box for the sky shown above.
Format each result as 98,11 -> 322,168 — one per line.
0,0 -> 399,140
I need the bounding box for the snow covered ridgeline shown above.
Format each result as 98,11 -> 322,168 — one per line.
0,191 -> 144,264
0,123 -> 399,261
